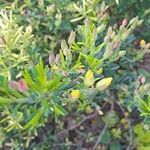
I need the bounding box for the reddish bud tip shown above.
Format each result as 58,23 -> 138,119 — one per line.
9,81 -> 19,89
18,79 -> 28,93
122,18 -> 128,27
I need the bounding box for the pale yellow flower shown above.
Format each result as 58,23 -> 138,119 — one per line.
52,64 -> 59,71
140,39 -> 146,47
70,90 -> 81,101
84,70 -> 95,87
96,77 -> 113,91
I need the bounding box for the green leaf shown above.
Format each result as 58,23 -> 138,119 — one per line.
35,57 -> 47,88
23,58 -> 48,92
109,142 -> 122,150
54,105 -> 67,116
81,53 -> 102,69
0,97 -> 13,105
46,74 -> 61,91
139,98 -> 150,115
101,130 -> 111,144
72,53 -> 83,70
95,43 -> 105,54
23,69 -> 38,91
59,49 -> 67,69
24,110 -> 42,129
53,105 -> 67,121
42,99 -> 50,117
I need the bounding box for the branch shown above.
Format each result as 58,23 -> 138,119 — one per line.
92,101 -> 114,150
115,101 -> 133,150
56,112 -> 97,137
111,90 -> 134,149
52,143 -> 88,150
92,124 -> 107,150
56,101 -> 108,137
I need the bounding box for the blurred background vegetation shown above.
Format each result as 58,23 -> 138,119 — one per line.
0,0 -> 149,52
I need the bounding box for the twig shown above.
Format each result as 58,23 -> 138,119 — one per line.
53,143 -> 88,150
56,101 -> 108,137
53,142 -> 80,147
115,101 -> 133,150
92,101 -> 114,150
75,129 -> 86,138
56,112 -> 97,137
92,124 -> 107,150
112,90 -> 134,150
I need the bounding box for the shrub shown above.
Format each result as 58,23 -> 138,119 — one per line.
0,0 -> 149,149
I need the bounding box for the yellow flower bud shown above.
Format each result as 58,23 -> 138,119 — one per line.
70,90 -> 81,101
124,112 -> 129,117
85,105 -> 93,114
120,118 -> 126,124
84,70 -> 95,87
96,77 -> 113,91
140,39 -> 146,47
52,64 -> 59,71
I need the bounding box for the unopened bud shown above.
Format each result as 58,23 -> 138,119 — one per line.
139,76 -> 146,84
55,54 -> 60,65
18,79 -> 28,93
96,77 -> 113,91
140,39 -> 146,48
111,31 -> 116,39
68,31 -> 76,46
61,40 -> 69,56
113,42 -> 120,50
84,70 -> 95,87
108,26 -> 113,34
118,51 -> 126,57
122,18 -> 128,27
47,4 -> 55,14
26,26 -> 32,33
49,53 -> 55,66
